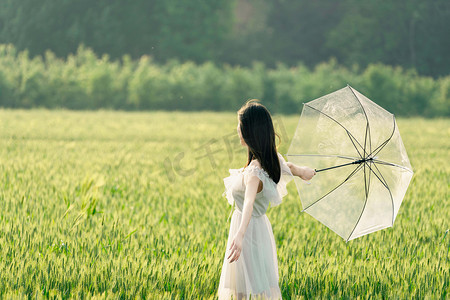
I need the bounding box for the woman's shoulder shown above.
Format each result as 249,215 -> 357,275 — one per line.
246,159 -> 266,175
248,159 -> 262,169
244,159 -> 270,180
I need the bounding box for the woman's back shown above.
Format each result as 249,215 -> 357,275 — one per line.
218,152 -> 294,299
223,152 -> 294,217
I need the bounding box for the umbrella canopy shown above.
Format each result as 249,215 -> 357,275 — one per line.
286,85 -> 413,241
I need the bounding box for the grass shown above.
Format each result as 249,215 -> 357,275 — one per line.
0,108 -> 448,299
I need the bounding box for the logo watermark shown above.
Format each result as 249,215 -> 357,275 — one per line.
160,115 -> 290,183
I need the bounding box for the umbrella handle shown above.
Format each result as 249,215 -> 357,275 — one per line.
315,156 -> 377,173
315,161 -> 360,173
315,163 -> 353,173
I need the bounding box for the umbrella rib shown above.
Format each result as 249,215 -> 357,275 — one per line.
368,115 -> 396,158
367,162 -> 395,226
301,163 -> 363,212
304,103 -> 364,158
346,162 -> 371,242
348,85 -> 372,156
373,159 -> 413,173
370,162 -> 389,188
364,124 -> 368,157
367,162 -> 372,201
364,163 -> 368,199
347,131 -> 363,158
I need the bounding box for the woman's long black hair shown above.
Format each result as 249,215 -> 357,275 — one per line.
238,99 -> 281,184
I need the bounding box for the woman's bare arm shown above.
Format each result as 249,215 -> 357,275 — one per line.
286,162 -> 316,181
227,173 -> 260,263
237,174 -> 259,235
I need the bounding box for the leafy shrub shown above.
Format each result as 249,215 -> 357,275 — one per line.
0,44 -> 447,116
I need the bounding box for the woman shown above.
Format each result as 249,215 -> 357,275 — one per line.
218,99 -> 316,299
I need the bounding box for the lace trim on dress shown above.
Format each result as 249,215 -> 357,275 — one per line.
243,164 -> 285,207
222,168 -> 243,206
242,164 -> 270,187
222,153 -> 295,207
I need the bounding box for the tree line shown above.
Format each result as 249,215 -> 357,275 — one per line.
0,0 -> 448,78
0,44 -> 447,116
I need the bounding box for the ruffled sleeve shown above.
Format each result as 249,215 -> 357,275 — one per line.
222,168 -> 243,206
274,152 -> 295,204
242,165 -> 269,187
241,153 -> 295,207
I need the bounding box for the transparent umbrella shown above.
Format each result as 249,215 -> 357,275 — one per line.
286,85 -> 414,241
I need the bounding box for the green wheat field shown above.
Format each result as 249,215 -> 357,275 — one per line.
0,109 -> 448,299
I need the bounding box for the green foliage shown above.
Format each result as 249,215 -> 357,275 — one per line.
326,0 -> 450,77
0,44 -> 448,116
0,110 -> 448,298
1,0 -> 448,77
0,0 -> 234,63
225,0 -> 450,77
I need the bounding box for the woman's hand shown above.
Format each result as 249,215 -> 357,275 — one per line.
227,231 -> 244,263
299,166 -> 316,181
286,162 -> 316,181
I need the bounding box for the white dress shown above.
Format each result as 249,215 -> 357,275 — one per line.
218,152 -> 294,300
